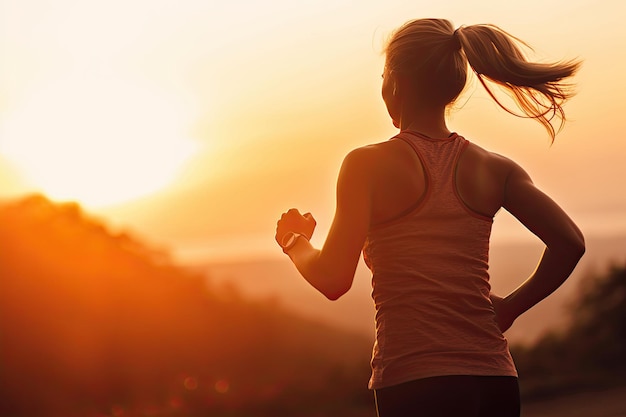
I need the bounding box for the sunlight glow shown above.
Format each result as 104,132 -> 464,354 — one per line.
0,75 -> 198,208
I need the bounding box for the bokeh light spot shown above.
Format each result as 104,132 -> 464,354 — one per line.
110,405 -> 125,417
214,379 -> 230,394
183,376 -> 198,390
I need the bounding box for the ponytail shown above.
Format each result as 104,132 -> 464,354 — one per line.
456,24 -> 581,141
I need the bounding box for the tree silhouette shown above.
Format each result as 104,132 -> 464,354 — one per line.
511,262 -> 626,398
566,264 -> 626,372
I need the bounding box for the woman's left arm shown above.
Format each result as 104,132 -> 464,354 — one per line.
275,148 -> 372,300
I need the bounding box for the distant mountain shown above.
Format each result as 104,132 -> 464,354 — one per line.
199,233 -> 626,347
0,195 -> 375,417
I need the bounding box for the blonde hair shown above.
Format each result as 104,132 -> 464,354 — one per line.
385,18 -> 581,140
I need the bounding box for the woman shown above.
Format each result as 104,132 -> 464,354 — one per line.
275,18 -> 585,417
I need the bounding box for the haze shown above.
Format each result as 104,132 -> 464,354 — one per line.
1,0 -> 624,263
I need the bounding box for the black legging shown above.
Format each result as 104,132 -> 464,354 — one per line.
374,375 -> 520,417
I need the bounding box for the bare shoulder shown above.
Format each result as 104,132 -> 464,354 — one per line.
464,141 -> 522,179
342,140 -> 406,171
456,141 -> 531,215
336,143 -> 384,186
346,140 -> 400,157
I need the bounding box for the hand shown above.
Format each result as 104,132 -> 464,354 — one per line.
490,293 -> 516,333
275,209 -> 317,247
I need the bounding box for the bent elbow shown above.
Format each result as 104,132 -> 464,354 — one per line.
573,236 -> 586,260
323,281 -> 352,301
324,292 -> 342,301
548,227 -> 586,261
560,233 -> 585,261
325,291 -> 345,301
569,227 -> 586,259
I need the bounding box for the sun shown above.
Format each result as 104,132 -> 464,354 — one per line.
0,76 -> 198,208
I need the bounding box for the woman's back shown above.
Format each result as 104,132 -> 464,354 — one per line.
367,130 -> 513,226
363,130 -> 518,389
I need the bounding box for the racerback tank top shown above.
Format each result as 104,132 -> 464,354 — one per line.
363,130 -> 517,390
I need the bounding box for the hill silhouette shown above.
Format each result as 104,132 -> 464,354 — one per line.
0,195 -> 374,417
2,194 -> 623,416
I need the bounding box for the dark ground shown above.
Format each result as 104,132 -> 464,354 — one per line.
522,385 -> 626,417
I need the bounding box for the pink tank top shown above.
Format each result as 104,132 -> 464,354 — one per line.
363,131 -> 517,390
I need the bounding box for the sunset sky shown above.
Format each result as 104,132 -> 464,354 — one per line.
1,0 -> 625,263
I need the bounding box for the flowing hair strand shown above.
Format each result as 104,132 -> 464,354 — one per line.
457,24 -> 581,141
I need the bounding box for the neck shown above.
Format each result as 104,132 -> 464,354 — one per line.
399,104 -> 451,138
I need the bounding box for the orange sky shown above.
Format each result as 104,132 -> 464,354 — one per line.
1,0 -> 625,263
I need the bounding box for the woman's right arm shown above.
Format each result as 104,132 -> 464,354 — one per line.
495,161 -> 585,332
